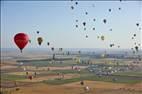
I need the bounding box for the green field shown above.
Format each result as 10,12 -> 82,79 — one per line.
1,74 -> 26,81
114,72 -> 142,77
43,74 -> 142,85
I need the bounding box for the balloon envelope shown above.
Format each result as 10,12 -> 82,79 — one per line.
101,36 -> 105,41
37,37 -> 43,45
37,31 -> 40,34
14,33 -> 29,52
103,19 -> 107,24
51,47 -> 54,51
47,42 -> 50,46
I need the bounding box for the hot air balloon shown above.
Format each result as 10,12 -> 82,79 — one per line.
80,80 -> 84,85
75,2 -> 78,5
47,42 -> 50,46
37,37 -> 43,45
118,7 -> 121,10
71,6 -> 74,10
83,22 -> 86,26
14,33 -> 29,53
76,25 -> 78,28
76,20 -> 78,22
110,44 -> 113,47
109,9 -> 111,12
132,37 -> 134,39
103,19 -> 107,24
93,27 -> 95,31
109,29 -> 112,31
135,46 -> 139,52
51,47 -> 54,51
136,23 -> 139,27
133,34 -> 136,37
85,12 -> 88,15
59,48 -> 63,51
93,18 -> 96,22
86,35 -> 88,38
101,36 -> 105,41
37,31 -> 39,34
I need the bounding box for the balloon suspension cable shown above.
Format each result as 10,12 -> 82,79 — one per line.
20,50 -> 22,53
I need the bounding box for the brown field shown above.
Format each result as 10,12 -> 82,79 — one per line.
3,81 -> 142,94
1,51 -> 142,94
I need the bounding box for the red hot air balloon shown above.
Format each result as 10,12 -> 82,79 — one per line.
14,33 -> 29,53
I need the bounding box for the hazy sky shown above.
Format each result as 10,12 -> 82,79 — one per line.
1,1 -> 142,49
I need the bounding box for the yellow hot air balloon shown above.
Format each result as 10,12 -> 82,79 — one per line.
37,37 -> 43,45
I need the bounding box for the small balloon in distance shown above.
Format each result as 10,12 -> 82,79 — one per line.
92,27 -> 95,31
93,18 -> 96,22
37,31 -> 40,34
133,34 -> 136,37
103,19 -> 107,24
76,25 -> 78,28
132,37 -> 134,39
135,46 -> 139,52
136,23 -> 139,27
51,47 -> 54,51
59,48 -> 63,51
101,36 -> 105,41
85,12 -> 88,15
118,7 -> 121,10
109,28 -> 112,31
75,20 -> 78,22
108,9 -> 111,12
83,22 -> 86,26
71,6 -> 74,10
75,2 -> 78,5
47,42 -> 50,46
84,28 -> 86,31
37,37 -> 43,46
